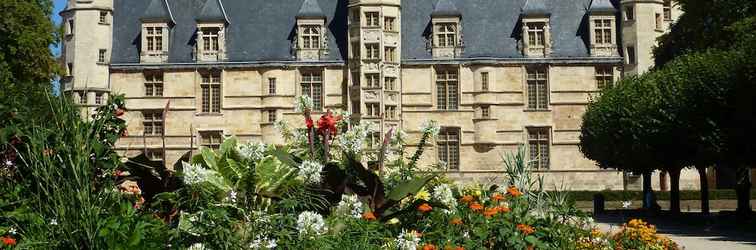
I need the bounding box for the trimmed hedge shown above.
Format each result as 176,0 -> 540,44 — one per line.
563,189 -> 756,202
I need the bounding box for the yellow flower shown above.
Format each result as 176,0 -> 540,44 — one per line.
387,218 -> 400,225
414,188 -> 431,201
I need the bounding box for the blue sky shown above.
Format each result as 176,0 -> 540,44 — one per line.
51,0 -> 67,56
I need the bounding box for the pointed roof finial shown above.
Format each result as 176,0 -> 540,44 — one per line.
197,0 -> 230,23
431,0 -> 461,17
522,0 -> 551,16
588,0 -> 617,14
296,0 -> 326,18
141,0 -> 175,23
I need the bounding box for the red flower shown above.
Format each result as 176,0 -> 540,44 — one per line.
316,110 -> 339,136
305,117 -> 314,129
1,236 -> 16,246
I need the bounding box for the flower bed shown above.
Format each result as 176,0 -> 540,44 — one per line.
0,95 -> 679,249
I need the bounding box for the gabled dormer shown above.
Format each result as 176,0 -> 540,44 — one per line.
195,0 -> 229,62
430,0 -> 463,59
588,0 -> 619,57
295,0 -> 329,61
520,0 -> 551,57
139,0 -> 174,63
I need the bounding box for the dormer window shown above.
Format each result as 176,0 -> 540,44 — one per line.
139,0 -> 174,63
521,18 -> 551,57
588,0 -> 618,57
195,24 -> 226,61
295,0 -> 328,61
302,25 -> 321,49
436,23 -> 457,47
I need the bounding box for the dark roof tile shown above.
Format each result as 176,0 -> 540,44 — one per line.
296,0 -> 326,18
197,0 -> 229,22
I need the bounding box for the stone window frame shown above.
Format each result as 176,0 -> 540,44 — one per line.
384,46 -> 397,63
295,17 -> 327,61
595,66 -> 614,90
435,23 -> 457,48
384,77 -> 396,91
480,105 -> 490,118
67,19 -> 74,36
98,49 -> 107,63
384,16 -> 396,31
78,91 -> 87,104
144,71 -> 164,97
268,77 -> 277,95
663,0 -> 672,21
99,11 -> 109,25
592,18 -> 614,45
626,46 -> 636,65
365,102 -> 380,117
264,109 -> 277,123
301,25 -> 322,49
521,17 -> 551,57
435,67 -> 459,110
385,105 -> 397,120
480,71 -> 490,91
437,127 -> 460,170
300,70 -> 324,111
624,5 -> 635,21
365,12 -> 380,27
200,70 -> 222,114
95,93 -> 104,105
199,130 -> 224,150
526,127 -> 550,170
365,73 -> 380,89
365,43 -> 380,60
525,66 -> 549,110
143,110 -> 164,136
196,23 -> 226,62
140,23 -> 169,63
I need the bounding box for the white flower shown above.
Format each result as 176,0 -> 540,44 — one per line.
50,218 -> 58,226
395,229 -> 421,250
188,243 -> 205,250
336,120 -> 373,154
8,227 -> 17,235
4,160 -> 12,167
419,120 -> 440,137
294,95 -> 314,113
297,211 -> 327,236
181,162 -> 217,185
297,160 -> 323,184
250,237 -> 278,249
622,201 -> 632,209
334,194 -> 364,219
228,190 -> 238,203
237,141 -> 267,162
432,184 -> 457,213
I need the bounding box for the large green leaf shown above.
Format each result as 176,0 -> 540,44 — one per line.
385,174 -> 437,201
254,156 -> 297,196
271,148 -> 298,167
200,147 -> 218,170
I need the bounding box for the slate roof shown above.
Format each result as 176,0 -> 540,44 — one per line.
140,0 -> 174,23
296,0 -> 327,18
430,0 -> 461,17
197,0 -> 229,23
589,0 -> 618,14
111,0 -> 620,65
521,0 -> 551,16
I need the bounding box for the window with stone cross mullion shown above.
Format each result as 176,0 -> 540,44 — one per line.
301,71 -> 323,110
201,72 -> 221,113
527,68 -> 548,110
437,128 -> 460,170
302,25 -> 321,49
143,111 -> 163,135
527,128 -> 550,169
436,69 -> 458,110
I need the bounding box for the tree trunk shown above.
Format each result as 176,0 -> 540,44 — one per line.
642,171 -> 659,211
735,166 -> 752,217
669,168 -> 681,214
696,166 -> 710,215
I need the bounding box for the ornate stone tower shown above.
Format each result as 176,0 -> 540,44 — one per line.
347,0 -> 402,148
60,0 -> 114,116
620,0 -> 679,75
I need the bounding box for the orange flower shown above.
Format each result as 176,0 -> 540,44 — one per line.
517,224 -> 535,235
507,186 -> 523,197
456,247 -> 464,250
460,195 -> 474,203
362,211 -> 377,221
483,207 -> 499,218
1,236 -> 16,246
491,193 -> 505,201
422,244 -> 437,250
469,202 -> 483,211
497,206 -> 511,213
451,217 -> 463,225
418,203 -> 433,213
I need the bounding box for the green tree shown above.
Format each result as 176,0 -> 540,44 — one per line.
0,0 -> 59,124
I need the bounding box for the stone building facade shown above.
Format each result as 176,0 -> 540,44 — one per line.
61,0 -> 700,190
